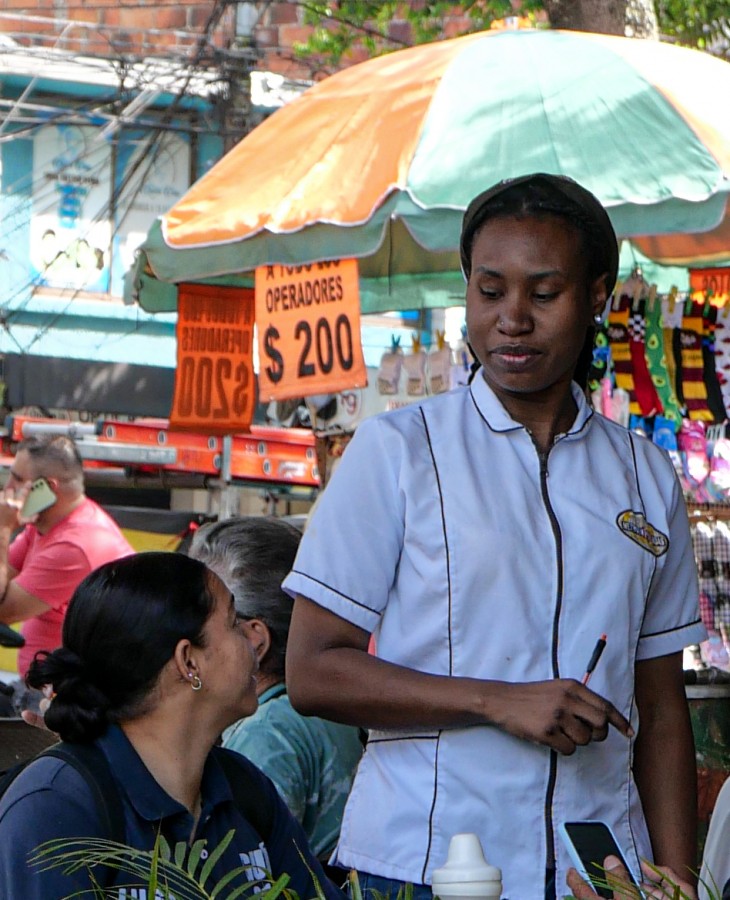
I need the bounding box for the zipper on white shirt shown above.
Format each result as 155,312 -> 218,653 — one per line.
537,444 -> 563,900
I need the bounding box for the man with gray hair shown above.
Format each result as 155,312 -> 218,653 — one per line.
189,516 -> 363,872
0,435 -> 133,677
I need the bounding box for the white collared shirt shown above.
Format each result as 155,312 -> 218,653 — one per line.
284,375 -> 706,900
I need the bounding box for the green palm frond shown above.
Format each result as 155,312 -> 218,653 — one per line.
29,833 -> 305,900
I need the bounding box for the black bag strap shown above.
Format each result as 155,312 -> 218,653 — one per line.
0,741 -> 124,888
42,743 -> 126,846
216,749 -> 275,843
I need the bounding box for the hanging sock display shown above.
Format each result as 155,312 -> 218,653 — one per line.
713,304 -> 730,415
662,288 -> 686,414
644,289 -> 682,429
678,301 -> 714,422
628,298 -> 663,418
701,303 -> 728,422
607,295 -> 641,417
587,317 -> 611,395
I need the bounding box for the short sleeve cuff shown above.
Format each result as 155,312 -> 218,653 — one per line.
282,571 -> 382,634
636,619 -> 708,661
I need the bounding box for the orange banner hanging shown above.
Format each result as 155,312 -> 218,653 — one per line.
170,284 -> 256,434
255,259 -> 368,401
689,267 -> 730,306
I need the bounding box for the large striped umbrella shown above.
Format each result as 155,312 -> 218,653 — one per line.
132,27 -> 730,313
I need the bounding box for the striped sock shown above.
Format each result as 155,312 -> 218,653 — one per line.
608,295 -> 640,416
679,303 -> 714,422
702,304 -> 727,422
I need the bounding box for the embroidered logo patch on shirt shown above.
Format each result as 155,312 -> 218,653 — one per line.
616,510 -> 669,557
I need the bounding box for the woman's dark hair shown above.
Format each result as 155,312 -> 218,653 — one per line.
460,173 -> 618,293
26,552 -> 216,743
460,174 -> 619,389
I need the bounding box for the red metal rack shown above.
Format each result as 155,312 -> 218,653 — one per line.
7,416 -> 319,488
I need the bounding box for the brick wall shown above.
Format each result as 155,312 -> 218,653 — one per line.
0,1 -> 236,62
0,1 -> 496,77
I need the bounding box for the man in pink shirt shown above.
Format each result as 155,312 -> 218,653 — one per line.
0,435 -> 134,676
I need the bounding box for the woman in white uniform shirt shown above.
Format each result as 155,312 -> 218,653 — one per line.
283,174 -> 705,900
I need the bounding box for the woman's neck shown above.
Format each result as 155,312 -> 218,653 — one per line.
120,713 -> 213,822
499,385 -> 578,454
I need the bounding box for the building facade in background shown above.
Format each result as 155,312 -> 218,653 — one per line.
0,2 -> 316,417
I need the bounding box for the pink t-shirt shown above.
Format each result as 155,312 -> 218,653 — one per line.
8,498 -> 134,675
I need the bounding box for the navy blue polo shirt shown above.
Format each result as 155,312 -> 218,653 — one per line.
0,724 -> 344,900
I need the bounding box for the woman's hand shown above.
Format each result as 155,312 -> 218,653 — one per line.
566,857 -> 697,899
488,680 -> 633,755
20,686 -> 54,732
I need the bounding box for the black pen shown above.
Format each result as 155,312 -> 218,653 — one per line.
581,633 -> 607,685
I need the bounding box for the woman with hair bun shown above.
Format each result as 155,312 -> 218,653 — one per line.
0,552 -> 343,900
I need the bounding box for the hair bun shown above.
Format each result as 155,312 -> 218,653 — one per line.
27,646 -> 85,685
27,647 -> 110,743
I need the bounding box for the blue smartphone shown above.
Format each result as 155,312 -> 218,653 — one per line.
559,821 -> 643,899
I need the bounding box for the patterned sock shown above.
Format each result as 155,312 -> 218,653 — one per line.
671,328 -> 686,410
629,301 -> 663,417
644,297 -> 682,429
608,295 -> 640,416
679,302 -> 714,421
702,304 -> 727,421
663,295 -> 686,415
587,322 -> 610,395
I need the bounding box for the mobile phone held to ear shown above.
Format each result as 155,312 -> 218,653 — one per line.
559,821 -> 643,899
20,477 -> 57,519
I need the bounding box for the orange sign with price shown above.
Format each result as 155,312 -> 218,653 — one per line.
170,284 -> 256,433
690,267 -> 730,306
255,259 -> 368,401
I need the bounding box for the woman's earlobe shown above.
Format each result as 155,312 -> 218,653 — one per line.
172,639 -> 195,681
590,273 -> 609,319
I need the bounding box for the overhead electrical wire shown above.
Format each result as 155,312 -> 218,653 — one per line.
0,0 -> 230,357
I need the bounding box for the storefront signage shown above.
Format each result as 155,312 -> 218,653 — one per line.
170,284 -> 255,433
255,259 -> 368,401
30,124 -> 112,292
690,267 -> 730,306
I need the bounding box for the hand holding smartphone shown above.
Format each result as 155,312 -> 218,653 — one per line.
560,821 -> 644,899
20,478 -> 57,519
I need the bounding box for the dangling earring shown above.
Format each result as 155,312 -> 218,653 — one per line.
593,314 -> 603,325
189,673 -> 202,692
